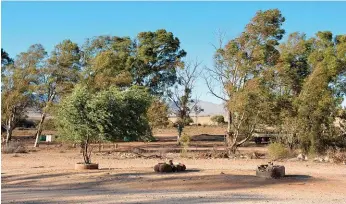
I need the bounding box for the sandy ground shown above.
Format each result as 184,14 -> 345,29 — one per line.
2,148 -> 346,204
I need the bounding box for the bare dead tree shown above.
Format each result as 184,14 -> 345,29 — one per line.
192,95 -> 204,125
167,60 -> 202,144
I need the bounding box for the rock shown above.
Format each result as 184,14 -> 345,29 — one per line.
313,157 -> 329,163
324,156 -> 330,162
154,162 -> 186,173
297,153 -> 308,161
287,158 -> 299,162
251,152 -> 260,159
154,163 -> 163,172
176,164 -> 186,172
256,162 -> 285,179
158,163 -> 173,172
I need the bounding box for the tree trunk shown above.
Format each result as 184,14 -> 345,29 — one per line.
34,113 -> 46,147
5,112 -> 16,145
82,135 -> 90,164
6,118 -> 13,144
225,132 -> 237,156
227,111 -> 232,133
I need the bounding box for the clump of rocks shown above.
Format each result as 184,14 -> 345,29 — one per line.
256,162 -> 285,179
154,160 -> 186,173
197,152 -> 229,159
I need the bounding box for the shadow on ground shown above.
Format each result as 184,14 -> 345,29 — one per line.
2,168 -> 318,203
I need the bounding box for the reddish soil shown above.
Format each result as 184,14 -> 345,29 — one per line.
1,127 -> 346,203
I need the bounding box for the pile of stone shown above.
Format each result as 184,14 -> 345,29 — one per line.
197,152 -> 229,159
256,162 -> 285,179
154,160 -> 186,173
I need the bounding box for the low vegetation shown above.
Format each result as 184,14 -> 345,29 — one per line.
180,133 -> 191,157
210,115 -> 225,125
2,142 -> 27,154
268,143 -> 290,160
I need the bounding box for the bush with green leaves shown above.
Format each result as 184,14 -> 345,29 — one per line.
56,85 -> 153,164
180,132 -> 190,157
210,115 -> 225,125
268,143 -> 289,160
147,98 -> 170,128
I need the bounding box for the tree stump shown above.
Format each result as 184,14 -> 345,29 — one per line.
256,162 -> 285,179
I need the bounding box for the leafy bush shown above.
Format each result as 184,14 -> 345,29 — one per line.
175,117 -> 193,126
147,99 -> 170,128
43,118 -> 56,130
2,142 -> 27,154
268,143 -> 289,160
180,133 -> 190,157
56,85 -> 153,164
211,115 -> 225,125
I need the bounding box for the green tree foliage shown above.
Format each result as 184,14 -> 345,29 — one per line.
210,115 -> 225,125
1,45 -> 45,144
147,98 -> 170,128
268,33 -> 312,149
82,29 -> 186,95
1,48 -> 13,68
296,32 -> 346,154
56,85 -> 153,163
206,9 -> 285,154
33,40 -> 81,147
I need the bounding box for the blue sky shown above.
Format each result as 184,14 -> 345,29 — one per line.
2,1 -> 346,105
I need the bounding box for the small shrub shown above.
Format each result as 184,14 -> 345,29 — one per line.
331,152 -> 346,163
175,117 -> 193,126
167,121 -> 175,128
2,142 -> 27,154
211,115 -> 225,125
268,143 -> 289,160
180,133 -> 190,157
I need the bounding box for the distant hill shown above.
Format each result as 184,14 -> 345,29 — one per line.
168,100 -> 226,117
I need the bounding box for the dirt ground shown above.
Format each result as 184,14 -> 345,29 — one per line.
1,128 -> 346,203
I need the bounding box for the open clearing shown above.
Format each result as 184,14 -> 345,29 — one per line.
2,128 -> 346,204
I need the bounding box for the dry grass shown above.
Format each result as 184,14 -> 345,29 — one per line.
268,143 -> 290,160
2,142 -> 27,154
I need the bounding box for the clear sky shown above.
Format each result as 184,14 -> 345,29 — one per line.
2,1 -> 346,105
